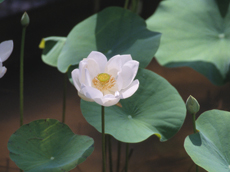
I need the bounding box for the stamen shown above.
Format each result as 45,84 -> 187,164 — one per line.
92,73 -> 116,94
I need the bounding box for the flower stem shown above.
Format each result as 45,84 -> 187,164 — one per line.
108,135 -> 113,172
125,143 -> 129,172
116,141 -> 121,172
192,113 -> 199,172
124,0 -> 129,9
19,21 -> 27,172
102,106 -> 106,172
62,74 -> 67,123
20,26 -> 26,127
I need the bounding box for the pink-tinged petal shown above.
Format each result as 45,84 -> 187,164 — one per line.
94,93 -> 120,106
120,79 -> 139,99
0,64 -> 7,78
71,69 -> 81,91
116,60 -> 139,90
87,51 -> 107,73
105,54 -> 132,77
0,40 -> 13,62
81,85 -> 103,100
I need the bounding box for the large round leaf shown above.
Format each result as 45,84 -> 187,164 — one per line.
8,119 -> 94,172
184,110 -> 230,172
146,0 -> 230,85
58,6 -> 161,73
81,68 -> 186,143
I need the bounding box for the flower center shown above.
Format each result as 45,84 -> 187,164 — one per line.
92,73 -> 116,93
97,73 -> 110,82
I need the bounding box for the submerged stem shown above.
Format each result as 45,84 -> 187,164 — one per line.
102,106 -> 106,172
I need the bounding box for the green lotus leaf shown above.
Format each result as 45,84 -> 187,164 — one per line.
184,110 -> 230,172
8,119 -> 94,172
146,0 -> 230,85
80,68 -> 186,143
58,6 -> 161,73
0,0 -> 4,3
40,37 -> 66,67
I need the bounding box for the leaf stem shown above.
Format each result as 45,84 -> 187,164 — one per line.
192,113 -> 197,134
62,74 -> 67,123
116,141 -> 121,172
125,143 -> 129,172
102,106 -> 106,172
124,0 -> 129,9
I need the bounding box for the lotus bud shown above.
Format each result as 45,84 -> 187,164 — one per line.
21,12 -> 30,27
186,95 -> 200,114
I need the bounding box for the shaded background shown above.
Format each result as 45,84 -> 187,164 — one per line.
1,0 -> 230,171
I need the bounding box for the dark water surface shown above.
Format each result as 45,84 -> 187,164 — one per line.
1,0 -> 229,171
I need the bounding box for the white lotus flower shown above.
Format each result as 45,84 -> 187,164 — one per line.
0,40 -> 13,78
71,51 -> 139,107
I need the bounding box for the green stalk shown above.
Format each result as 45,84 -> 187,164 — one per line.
62,74 -> 67,123
102,106 -> 106,172
125,143 -> 129,172
192,113 -> 197,134
116,141 -> 121,172
192,113 -> 199,172
186,95 -> 200,172
20,11 -> 30,172
131,0 -> 139,13
108,135 -> 113,172
20,27 -> 26,127
124,0 -> 129,9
